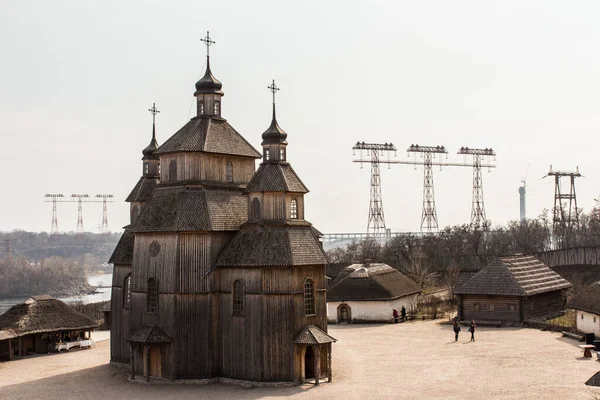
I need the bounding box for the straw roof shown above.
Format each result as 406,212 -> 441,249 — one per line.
0,295 -> 98,340
327,263 -> 421,301
567,282 -> 600,315
455,255 -> 571,297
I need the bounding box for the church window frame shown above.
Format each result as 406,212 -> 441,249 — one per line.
251,197 -> 261,220
214,101 -> 220,116
290,199 -> 298,219
199,103 -> 205,115
232,280 -> 245,317
280,148 -> 286,161
225,161 -> 233,182
144,164 -> 149,174
147,278 -> 159,314
123,275 -> 132,309
168,159 -> 177,182
264,148 -> 270,161
304,278 -> 316,316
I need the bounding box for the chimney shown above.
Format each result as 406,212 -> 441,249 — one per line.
364,259 -> 371,268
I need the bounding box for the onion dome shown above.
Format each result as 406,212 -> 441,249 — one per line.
194,57 -> 223,96
142,124 -> 159,160
261,104 -> 288,145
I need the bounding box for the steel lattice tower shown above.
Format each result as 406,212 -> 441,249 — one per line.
44,194 -> 65,234
96,194 -> 114,234
547,166 -> 581,231
407,145 -> 448,232
71,194 -> 89,235
458,147 -> 496,227
353,142 -> 397,236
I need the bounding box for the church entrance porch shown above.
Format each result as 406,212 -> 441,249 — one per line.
127,324 -> 172,382
294,325 -> 337,385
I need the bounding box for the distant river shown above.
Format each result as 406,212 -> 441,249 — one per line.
0,274 -> 113,315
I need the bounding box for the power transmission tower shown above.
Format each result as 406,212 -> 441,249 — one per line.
95,194 -> 114,234
71,194 -> 89,235
352,142 -> 397,236
458,147 -> 496,227
547,166 -> 581,231
44,194 -> 66,234
2,239 -> 13,259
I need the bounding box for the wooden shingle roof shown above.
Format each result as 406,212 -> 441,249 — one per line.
0,296 -> 98,339
130,187 -> 247,232
245,163 -> 308,193
108,229 -> 135,265
455,255 -> 571,297
567,282 -> 600,315
127,324 -> 172,344
125,177 -> 158,203
216,223 -> 328,267
294,325 -> 337,344
155,117 -> 261,158
327,263 -> 421,301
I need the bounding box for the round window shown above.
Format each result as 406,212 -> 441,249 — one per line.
149,241 -> 161,257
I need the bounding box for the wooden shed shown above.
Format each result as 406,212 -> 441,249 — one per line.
0,295 -> 98,361
326,262 -> 421,323
455,255 -> 571,323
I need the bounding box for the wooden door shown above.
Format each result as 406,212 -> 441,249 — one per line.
149,346 -> 161,378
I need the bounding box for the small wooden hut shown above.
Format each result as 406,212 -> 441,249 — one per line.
455,255 -> 571,323
0,295 -> 98,361
567,282 -> 600,336
326,261 -> 421,323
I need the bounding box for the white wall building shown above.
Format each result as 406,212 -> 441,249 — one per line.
326,262 -> 421,324
568,282 -> 600,336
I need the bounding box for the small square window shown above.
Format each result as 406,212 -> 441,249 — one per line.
508,304 -> 516,312
489,303 -> 495,312
473,303 -> 480,311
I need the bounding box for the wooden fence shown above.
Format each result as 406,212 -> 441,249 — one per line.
535,247 -> 600,268
70,300 -> 110,322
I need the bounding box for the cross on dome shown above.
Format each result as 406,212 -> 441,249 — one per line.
148,103 -> 160,125
201,31 -> 216,57
268,79 -> 280,105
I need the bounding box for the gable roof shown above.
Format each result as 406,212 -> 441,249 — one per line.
155,117 -> 261,158
126,177 -> 158,203
245,163 -> 308,193
455,255 -> 571,297
567,282 -> 600,315
294,325 -> 337,344
127,324 -> 172,343
216,223 -> 328,267
130,187 -> 247,233
108,229 -> 135,265
0,296 -> 98,339
327,263 -> 421,301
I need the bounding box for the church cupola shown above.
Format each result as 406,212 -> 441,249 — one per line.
261,80 -> 288,162
142,103 -> 160,177
194,31 -> 224,118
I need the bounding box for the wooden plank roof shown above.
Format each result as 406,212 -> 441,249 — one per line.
327,263 -> 421,301
0,296 -> 98,339
127,324 -> 172,343
294,325 -> 337,344
568,282 -> 600,315
130,187 -> 247,232
108,229 -> 134,264
125,177 -> 158,203
155,117 -> 261,158
455,255 -> 572,297
245,163 -> 308,193
216,223 -> 328,267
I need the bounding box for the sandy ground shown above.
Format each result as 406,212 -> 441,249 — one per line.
1,321 -> 599,400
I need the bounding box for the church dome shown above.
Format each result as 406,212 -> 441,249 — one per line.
261,105 -> 288,145
194,58 -> 223,95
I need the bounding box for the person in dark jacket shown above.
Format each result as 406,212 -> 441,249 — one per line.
401,306 -> 406,321
469,320 -> 476,341
453,321 -> 461,341
392,309 -> 399,323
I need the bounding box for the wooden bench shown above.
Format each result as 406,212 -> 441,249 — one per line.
579,344 -> 595,358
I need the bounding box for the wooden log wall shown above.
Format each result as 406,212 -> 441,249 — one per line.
522,291 -> 567,319
159,152 -> 255,184
459,295 -> 521,322
535,247 -> 600,268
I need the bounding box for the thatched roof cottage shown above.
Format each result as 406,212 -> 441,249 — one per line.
0,295 -> 98,361
567,282 -> 600,336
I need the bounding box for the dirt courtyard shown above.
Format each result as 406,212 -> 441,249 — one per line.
1,320 -> 599,400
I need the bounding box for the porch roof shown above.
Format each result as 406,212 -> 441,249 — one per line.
127,324 -> 172,344
295,325 -> 337,345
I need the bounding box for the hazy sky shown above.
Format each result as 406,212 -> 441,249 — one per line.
2,0 -> 600,234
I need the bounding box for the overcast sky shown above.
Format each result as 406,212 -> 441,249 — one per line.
2,1 -> 600,234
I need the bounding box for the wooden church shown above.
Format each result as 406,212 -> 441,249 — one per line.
109,33 -> 334,385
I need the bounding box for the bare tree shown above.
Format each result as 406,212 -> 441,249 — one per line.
404,258 -> 437,291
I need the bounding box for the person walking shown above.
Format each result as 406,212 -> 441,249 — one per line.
392,309 -> 399,323
401,306 -> 406,322
469,320 -> 476,342
453,321 -> 461,341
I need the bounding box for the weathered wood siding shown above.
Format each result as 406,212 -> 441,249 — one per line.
110,263 -> 131,363
522,291 -> 567,319
536,246 -> 600,268
159,153 -> 255,184
459,295 -> 521,322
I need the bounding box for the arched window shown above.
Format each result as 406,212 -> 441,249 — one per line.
232,280 -> 245,317
123,275 -> 131,308
225,161 -> 233,182
251,198 -> 261,220
168,160 -> 177,182
304,278 -> 315,316
290,199 -> 298,219
147,278 -> 158,314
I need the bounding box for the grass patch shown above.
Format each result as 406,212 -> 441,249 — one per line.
548,310 -> 576,329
